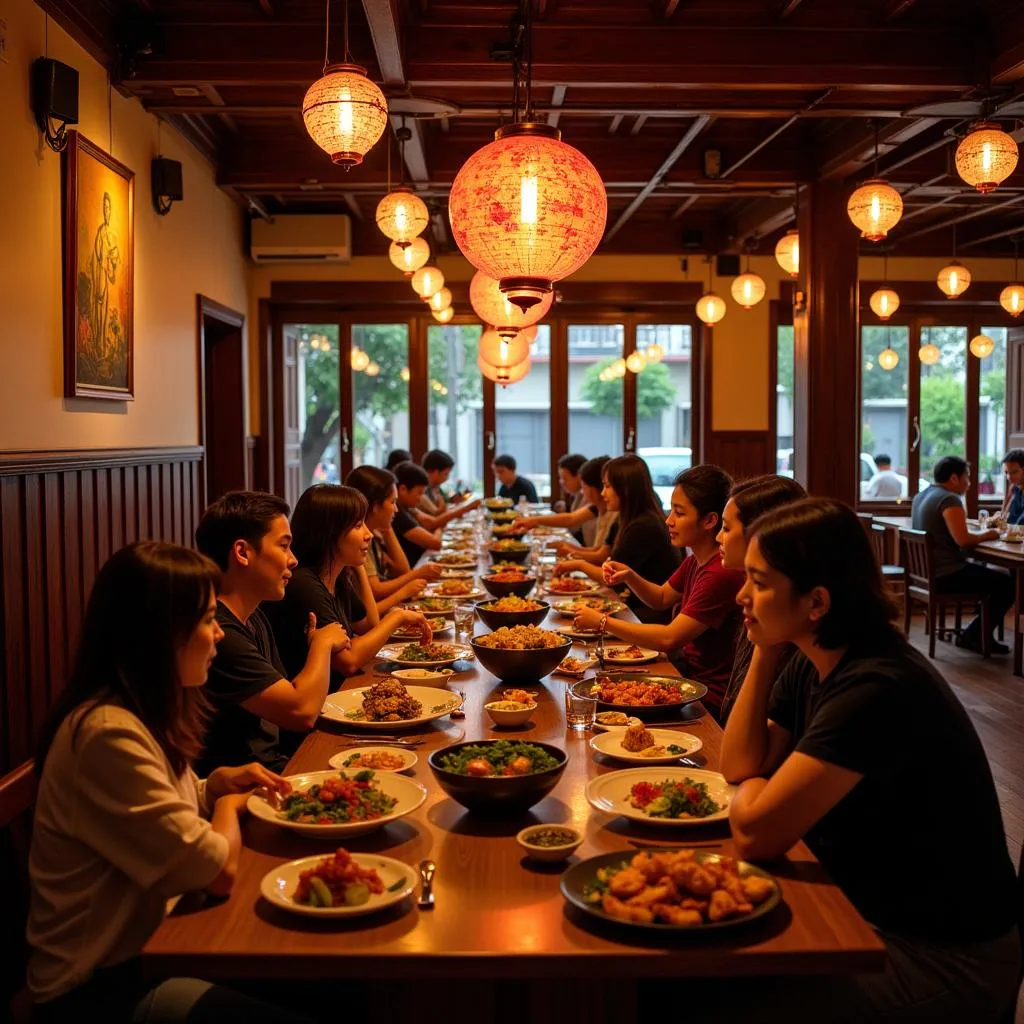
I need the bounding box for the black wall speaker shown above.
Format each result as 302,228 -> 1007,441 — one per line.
716,253 -> 741,277
31,58 -> 79,151
681,228 -> 703,250
152,158 -> 184,215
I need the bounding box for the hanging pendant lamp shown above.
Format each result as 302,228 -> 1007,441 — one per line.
376,122 -> 430,245
847,123 -> 903,241
775,230 -> 800,278
412,264 -> 445,300
730,253 -> 766,309
389,237 -> 430,277
479,328 -> 531,368
970,334 -> 996,359
955,122 -> 1019,194
869,253 -> 900,321
937,260 -> 971,298
469,272 -> 552,337
695,256 -> 726,325
432,306 -> 455,324
1001,243 -> 1024,317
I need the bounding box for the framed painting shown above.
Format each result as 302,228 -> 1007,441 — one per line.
63,131 -> 135,400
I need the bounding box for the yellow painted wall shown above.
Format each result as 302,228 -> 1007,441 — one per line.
0,0 -> 249,450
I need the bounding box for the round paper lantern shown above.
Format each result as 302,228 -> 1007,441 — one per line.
644,342 -> 665,363
955,122 -> 1019,194
937,260 -> 971,298
625,351 -> 647,374
376,188 -> 430,245
432,306 -> 455,324
351,347 -> 370,371
364,361 -> 380,377
389,237 -> 430,277
918,343 -> 941,366
518,325 -> 538,345
468,271 -> 553,337
412,265 -> 445,299
609,358 -> 627,379
696,292 -> 727,325
449,123 -> 607,311
869,287 -> 900,321
847,179 -> 903,241
730,272 -> 766,309
428,287 -> 453,312
878,347 -> 900,371
302,64 -> 388,169
477,352 -> 531,386
399,366 -> 411,382
479,328 -> 531,367
775,230 -> 799,278
970,333 -> 996,359
1001,283 -> 1024,317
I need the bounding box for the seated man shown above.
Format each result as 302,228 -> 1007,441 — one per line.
194,491 -> 350,773
391,461 -> 448,566
865,453 -> 903,499
911,456 -> 1013,654
556,453 -> 590,540
493,453 -> 538,505
385,448 -> 413,473
1000,447 -> 1024,524
420,449 -> 456,515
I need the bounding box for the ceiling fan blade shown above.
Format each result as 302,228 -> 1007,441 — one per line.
903,101 -> 984,118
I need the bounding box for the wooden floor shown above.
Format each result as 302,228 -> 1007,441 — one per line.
905,615 -> 1024,1022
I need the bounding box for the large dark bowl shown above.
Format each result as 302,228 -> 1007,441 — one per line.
488,544 -> 531,564
481,573 -> 538,599
571,671 -> 708,719
475,598 -> 550,630
428,740 -> 568,813
471,633 -> 572,681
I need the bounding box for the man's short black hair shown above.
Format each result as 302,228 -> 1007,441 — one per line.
874,453 -> 892,467
493,454 -> 516,471
393,460 -> 430,489
422,449 -> 455,473
934,455 -> 969,483
1003,448 -> 1024,468
557,453 -> 587,476
195,490 -> 290,571
385,449 -> 413,472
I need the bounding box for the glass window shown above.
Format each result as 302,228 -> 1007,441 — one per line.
860,325 -> 910,501
918,325 -> 967,487
636,324 -> 690,450
569,323 -> 624,461
294,323 -> 340,487
496,324 -> 551,499
979,326 -> 1008,500
351,324 -> 409,469
428,324 -> 483,493
775,325 -> 795,477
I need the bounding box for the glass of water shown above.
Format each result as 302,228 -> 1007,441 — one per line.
454,603 -> 476,644
564,681 -> 598,732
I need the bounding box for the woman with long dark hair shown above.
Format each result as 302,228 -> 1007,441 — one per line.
555,453 -> 678,622
715,499 -> 1019,1022
28,542 -> 301,1022
264,484 -> 430,685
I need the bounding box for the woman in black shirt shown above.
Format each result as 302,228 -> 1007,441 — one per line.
719,498 -> 1020,1023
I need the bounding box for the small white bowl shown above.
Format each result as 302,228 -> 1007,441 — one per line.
390,667 -> 454,688
484,700 -> 537,727
516,824 -> 584,862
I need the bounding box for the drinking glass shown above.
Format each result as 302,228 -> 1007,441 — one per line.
564,681 -> 598,731
454,603 -> 476,644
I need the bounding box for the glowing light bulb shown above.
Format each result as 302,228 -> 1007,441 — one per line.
520,174 -> 539,225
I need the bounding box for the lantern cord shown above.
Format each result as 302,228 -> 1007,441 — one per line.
1015,237 -> 1020,281
342,0 -> 351,64
872,120 -> 880,177
322,0 -> 330,73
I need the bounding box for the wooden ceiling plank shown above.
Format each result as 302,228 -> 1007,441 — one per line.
630,115 -> 648,136
360,0 -> 406,87
670,194 -> 699,219
884,0 -> 916,22
897,193 -> 1024,242
961,220 -> 1024,249
817,115 -> 941,180
729,195 -> 796,242
608,114 -> 624,134
605,115 -> 714,241
547,84 -> 567,128
777,0 -> 805,19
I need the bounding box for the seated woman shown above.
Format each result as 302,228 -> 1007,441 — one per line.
716,499 -> 1020,1023
264,484 -> 431,688
556,453 -> 678,623
715,473 -> 806,723
27,541 -> 304,1023
573,465 -> 742,716
346,464 -> 443,611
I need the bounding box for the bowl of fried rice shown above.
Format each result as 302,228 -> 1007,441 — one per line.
471,625 -> 572,681
481,569 -> 537,600
475,596 -> 550,630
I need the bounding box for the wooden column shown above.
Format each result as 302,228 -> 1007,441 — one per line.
793,181 -> 859,504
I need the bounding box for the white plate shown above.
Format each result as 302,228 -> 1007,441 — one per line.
321,684 -> 464,728
248,770 -> 428,837
554,626 -> 614,642
439,568 -> 476,578
551,597 -> 627,618
545,579 -> 601,595
390,620 -> 453,642
430,556 -> 477,569
552,657 -> 598,677
374,642 -> 474,668
601,646 -> 661,665
260,852 -> 415,917
426,585 -> 486,601
589,729 -> 702,765
328,746 -> 419,772
592,715 -> 643,732
586,767 -> 734,826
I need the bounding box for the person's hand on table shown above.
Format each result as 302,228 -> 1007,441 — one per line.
552,541 -> 574,557
554,559 -> 581,576
573,606 -> 606,632
206,763 -> 292,803
982,528 -> 1002,541
602,560 -> 634,586
390,608 -> 432,644
306,614 -> 351,653
416,562 -> 444,581
403,578 -> 428,599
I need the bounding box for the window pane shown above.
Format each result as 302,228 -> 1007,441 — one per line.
979,326 -> 1008,500
496,324 -> 551,499
569,323 -> 624,462
919,325 -> 967,487
351,324 -> 409,469
428,324 -> 483,493
636,324 -> 690,449
295,323 -> 340,487
860,325 -> 910,501
775,325 -> 795,478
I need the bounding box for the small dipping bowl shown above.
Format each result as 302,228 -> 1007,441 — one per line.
390,667 -> 455,688
484,700 -> 537,727
515,824 -> 584,862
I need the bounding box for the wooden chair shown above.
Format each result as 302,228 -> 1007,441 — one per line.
899,528 -> 992,658
1,762 -> 37,1024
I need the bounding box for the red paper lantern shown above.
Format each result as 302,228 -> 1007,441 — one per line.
469,272 -> 553,337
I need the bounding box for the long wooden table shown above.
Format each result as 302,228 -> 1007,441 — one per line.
144,529 -> 884,1008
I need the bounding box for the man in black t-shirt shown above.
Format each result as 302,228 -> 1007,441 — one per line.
493,453 -> 538,505
194,491 -> 350,773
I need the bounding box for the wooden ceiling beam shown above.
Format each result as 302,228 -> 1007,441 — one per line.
884,0 -> 916,21
816,116 -> 941,180
896,193 -> 1024,242
728,196 -> 796,243
361,0 -> 406,87
777,0 -> 806,19
547,84 -> 567,128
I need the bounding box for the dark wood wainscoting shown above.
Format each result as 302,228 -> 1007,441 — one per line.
0,447 -> 203,774
702,431 -> 774,481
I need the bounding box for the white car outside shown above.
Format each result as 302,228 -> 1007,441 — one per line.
637,446 -> 693,507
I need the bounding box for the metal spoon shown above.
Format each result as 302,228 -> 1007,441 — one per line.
417,859 -> 436,910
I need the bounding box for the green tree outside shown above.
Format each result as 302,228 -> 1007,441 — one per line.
579,358 -> 677,419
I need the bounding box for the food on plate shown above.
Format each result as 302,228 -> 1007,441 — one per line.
489,539 -> 531,551
628,777 -> 721,819
341,750 -> 408,771
622,722 -> 655,753
639,745 -> 687,759
393,642 -> 460,664
556,656 -> 594,675
278,772 -> 398,825
411,597 -> 455,614
433,552 -> 475,565
436,740 -> 560,777
361,678 -> 424,721
492,523 -> 527,537
589,677 -> 684,707
486,700 -> 534,712
606,645 -> 648,660
293,847 -> 386,908
392,616 -> 446,638
490,560 -> 527,572
596,711 -> 635,726
482,595 -> 545,613
547,578 -> 594,593
484,497 -> 514,509
521,827 -> 579,848
435,579 -> 475,596
583,850 -> 776,926
502,688 -> 535,704
476,625 -> 566,650
485,568 -> 533,583
556,596 -> 625,614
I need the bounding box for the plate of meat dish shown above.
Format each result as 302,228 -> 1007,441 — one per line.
320,679 -> 464,729
575,673 -> 708,714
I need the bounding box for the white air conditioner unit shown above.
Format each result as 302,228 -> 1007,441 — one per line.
250,214 -> 352,263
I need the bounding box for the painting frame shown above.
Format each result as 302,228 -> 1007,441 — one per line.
63,131 -> 135,400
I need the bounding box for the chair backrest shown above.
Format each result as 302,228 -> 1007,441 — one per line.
856,512 -> 875,537
1,762 -> 36,1018
899,527 -> 933,594
869,524 -> 889,566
